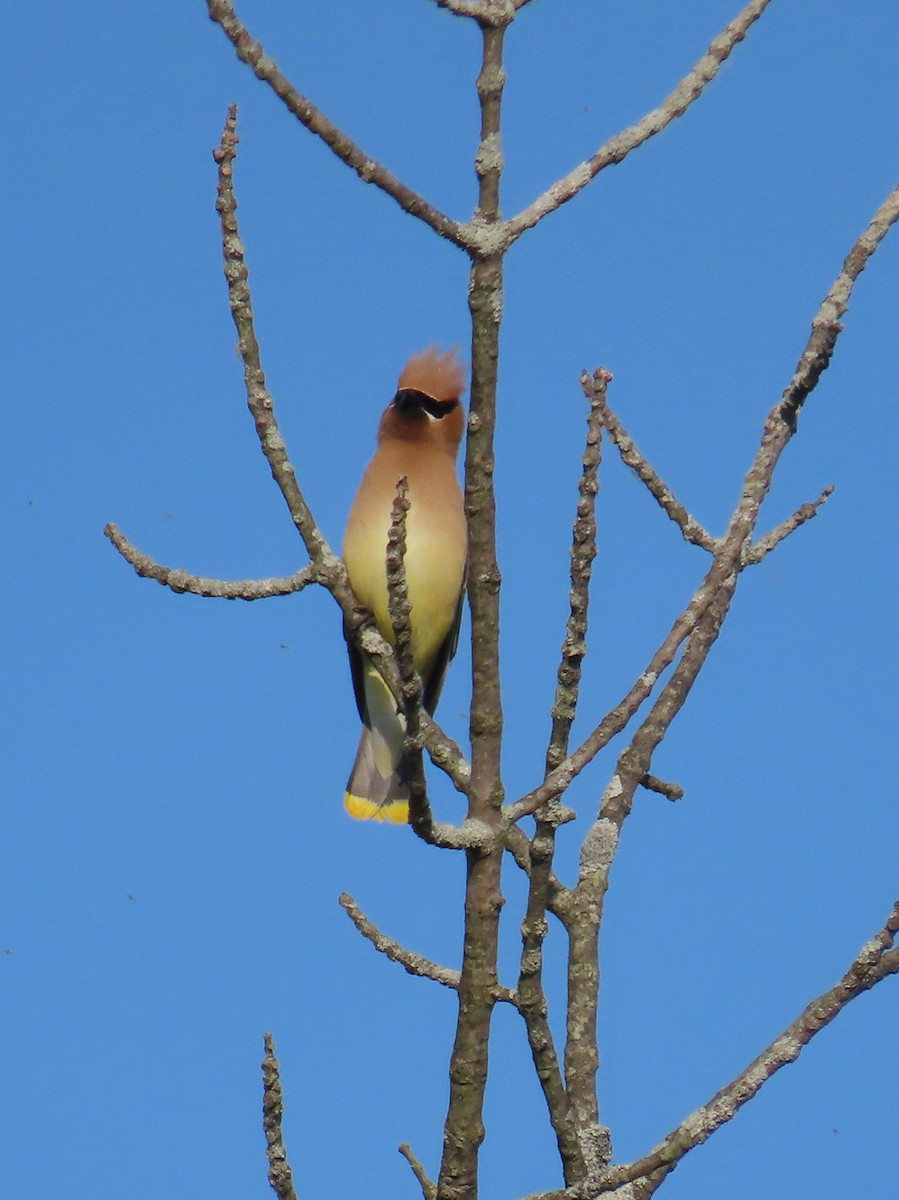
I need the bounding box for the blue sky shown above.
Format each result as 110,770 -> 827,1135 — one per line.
3,2 -> 898,1198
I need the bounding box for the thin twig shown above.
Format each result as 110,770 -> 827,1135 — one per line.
777,182 -> 899,431
262,1034 -> 298,1200
745,486 -> 834,564
383,482 -> 483,850
214,105 -> 338,575
546,373 -> 605,771
105,108 -> 344,614
599,575 -> 738,840
206,1 -> 466,247
505,0 -> 774,244
582,371 -> 717,552
399,1143 -> 438,1200
341,893 -> 456,994
103,524 -> 318,599
504,583 -> 713,823
385,478 -> 434,838
339,893 -> 517,1003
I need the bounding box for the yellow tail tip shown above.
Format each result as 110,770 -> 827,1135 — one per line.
344,793 -> 410,825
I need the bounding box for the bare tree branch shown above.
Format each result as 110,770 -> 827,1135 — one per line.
508,177 -> 899,824
214,105 -> 339,577
438,19 -> 511,1199
148,19 -> 899,1200
517,815 -> 584,1183
745,485 -> 834,564
554,174 -> 899,1170
535,178 -> 899,1200
582,371 -> 717,552
777,181 -> 899,431
338,892 -> 522,1000
546,374 -> 605,771
341,894 -> 448,984
593,574 -> 738,845
559,587 -> 740,1102
399,1143 -> 438,1200
382,490 -> 480,848
103,523 -> 318,599
513,375 -> 608,1183
385,477 -> 437,841
555,174 -> 899,1164
505,0 -> 774,243
504,582 -> 713,823
262,1034 -> 298,1200
561,886 -> 606,1178
206,1 -> 467,248
524,902 -> 899,1200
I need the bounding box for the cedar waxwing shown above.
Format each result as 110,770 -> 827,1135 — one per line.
342,348 -> 467,823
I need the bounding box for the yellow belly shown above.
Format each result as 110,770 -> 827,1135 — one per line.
343,469 -> 465,676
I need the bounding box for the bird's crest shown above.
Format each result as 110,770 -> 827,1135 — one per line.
398,347 -> 466,403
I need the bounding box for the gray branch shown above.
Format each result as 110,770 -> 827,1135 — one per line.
261,1034 -> 299,1200
339,893 -> 517,1004
104,524 -> 319,600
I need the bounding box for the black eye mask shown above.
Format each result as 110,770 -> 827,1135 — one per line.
393,388 -> 458,420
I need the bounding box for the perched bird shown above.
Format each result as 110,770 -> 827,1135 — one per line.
342,348 -> 467,823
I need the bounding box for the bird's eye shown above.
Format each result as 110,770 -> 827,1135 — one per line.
393,388 -> 426,414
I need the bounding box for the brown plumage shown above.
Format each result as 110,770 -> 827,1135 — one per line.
397,346 -> 467,403
342,348 -> 467,823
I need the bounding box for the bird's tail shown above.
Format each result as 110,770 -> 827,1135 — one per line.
344,727 -> 410,824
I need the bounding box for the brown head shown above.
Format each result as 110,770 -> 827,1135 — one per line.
378,347 -> 466,457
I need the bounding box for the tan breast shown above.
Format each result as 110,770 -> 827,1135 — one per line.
343,443 -> 466,676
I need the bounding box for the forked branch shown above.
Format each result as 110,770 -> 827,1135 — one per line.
509,177 -> 899,824
745,485 -> 834,564
524,902 -> 899,1199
